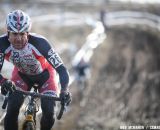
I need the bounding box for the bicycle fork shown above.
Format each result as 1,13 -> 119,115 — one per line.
22,97 -> 37,130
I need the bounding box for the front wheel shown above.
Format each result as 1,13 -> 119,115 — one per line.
22,121 -> 36,130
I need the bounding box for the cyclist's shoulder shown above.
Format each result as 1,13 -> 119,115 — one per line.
0,34 -> 10,51
28,33 -> 54,54
28,33 -> 50,50
29,33 -> 49,43
0,33 -> 9,41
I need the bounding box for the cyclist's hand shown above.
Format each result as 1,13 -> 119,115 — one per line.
1,79 -> 16,95
60,91 -> 72,106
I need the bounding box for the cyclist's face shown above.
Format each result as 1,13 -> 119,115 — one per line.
8,32 -> 28,50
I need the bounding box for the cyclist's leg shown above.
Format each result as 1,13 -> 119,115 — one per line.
4,67 -> 27,130
40,97 -> 56,130
4,91 -> 24,130
39,66 -> 59,130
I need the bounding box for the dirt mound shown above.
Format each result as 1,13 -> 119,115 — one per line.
68,27 -> 160,130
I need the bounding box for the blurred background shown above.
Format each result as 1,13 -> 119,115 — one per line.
1,0 -> 160,130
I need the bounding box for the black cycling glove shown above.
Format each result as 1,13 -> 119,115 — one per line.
1,79 -> 16,95
60,91 -> 72,106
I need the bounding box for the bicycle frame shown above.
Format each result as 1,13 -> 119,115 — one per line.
22,88 -> 38,130
2,86 -> 66,130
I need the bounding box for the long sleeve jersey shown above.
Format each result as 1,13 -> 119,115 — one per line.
0,33 -> 69,90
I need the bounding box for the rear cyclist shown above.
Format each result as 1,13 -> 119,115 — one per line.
74,58 -> 90,89
0,10 -> 71,130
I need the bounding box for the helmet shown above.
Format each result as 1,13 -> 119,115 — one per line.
6,10 -> 31,33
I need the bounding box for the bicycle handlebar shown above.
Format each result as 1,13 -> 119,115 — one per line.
2,89 -> 66,120
16,90 -> 61,100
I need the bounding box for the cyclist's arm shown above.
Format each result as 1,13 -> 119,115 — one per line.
0,53 -> 5,84
30,35 -> 69,91
0,34 -> 10,84
46,46 -> 69,91
55,65 -> 69,91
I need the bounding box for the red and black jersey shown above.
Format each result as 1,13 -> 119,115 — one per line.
0,33 -> 69,90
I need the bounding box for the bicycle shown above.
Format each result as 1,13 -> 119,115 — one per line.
2,84 -> 66,130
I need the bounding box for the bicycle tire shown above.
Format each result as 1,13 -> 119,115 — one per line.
22,121 -> 36,130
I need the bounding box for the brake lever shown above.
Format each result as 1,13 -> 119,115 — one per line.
57,101 -> 67,120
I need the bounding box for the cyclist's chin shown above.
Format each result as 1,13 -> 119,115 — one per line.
12,43 -> 26,50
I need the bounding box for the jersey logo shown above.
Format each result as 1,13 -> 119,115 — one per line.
48,48 -> 55,56
12,51 -> 20,63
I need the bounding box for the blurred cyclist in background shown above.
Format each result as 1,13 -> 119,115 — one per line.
74,58 -> 90,89
0,10 -> 71,130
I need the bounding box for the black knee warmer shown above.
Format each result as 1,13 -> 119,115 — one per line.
40,97 -> 56,130
4,92 -> 24,130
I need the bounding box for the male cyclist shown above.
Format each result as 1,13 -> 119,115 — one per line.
0,10 -> 71,130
